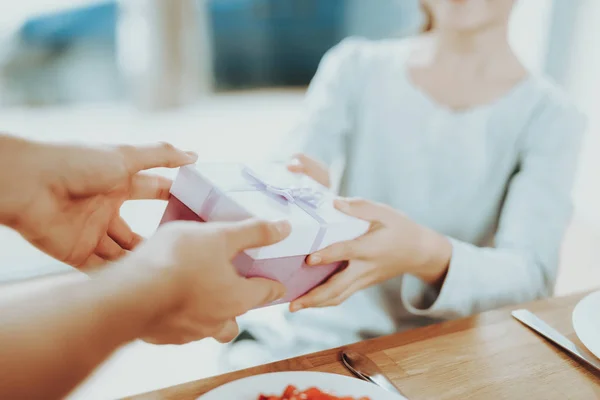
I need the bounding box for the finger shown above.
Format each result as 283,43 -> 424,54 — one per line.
129,173 -> 174,200
232,277 -> 286,313
307,263 -> 372,309
118,142 -> 198,173
307,240 -> 359,266
290,271 -> 352,311
312,282 -> 363,308
287,153 -> 330,187
107,216 -> 143,250
334,198 -> 394,223
290,153 -> 323,174
213,320 -> 240,344
222,219 -> 291,256
94,235 -> 127,261
286,157 -> 305,173
77,254 -> 107,270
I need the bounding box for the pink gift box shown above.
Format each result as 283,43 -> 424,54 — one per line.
159,163 -> 369,307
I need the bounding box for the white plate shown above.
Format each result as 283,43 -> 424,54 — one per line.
198,371 -> 406,400
573,290 -> 600,360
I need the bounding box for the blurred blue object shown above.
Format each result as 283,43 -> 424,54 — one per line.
21,1 -> 117,46
16,0 -> 417,87
344,0 -> 422,39
210,0 -> 346,87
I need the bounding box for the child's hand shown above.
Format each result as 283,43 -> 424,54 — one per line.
287,153 -> 331,188
290,198 -> 451,311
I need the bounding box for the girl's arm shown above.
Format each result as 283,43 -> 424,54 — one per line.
277,38 -> 369,174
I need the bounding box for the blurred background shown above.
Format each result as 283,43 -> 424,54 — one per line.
0,0 -> 599,399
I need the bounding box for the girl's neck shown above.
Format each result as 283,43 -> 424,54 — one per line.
414,23 -> 526,80
431,23 -> 513,63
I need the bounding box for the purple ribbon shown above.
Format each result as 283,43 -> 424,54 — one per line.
241,167 -> 328,253
198,165 -> 328,254
241,167 -> 325,208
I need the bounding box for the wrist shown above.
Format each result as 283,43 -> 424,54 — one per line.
0,135 -> 42,226
415,228 -> 452,288
100,258 -> 185,336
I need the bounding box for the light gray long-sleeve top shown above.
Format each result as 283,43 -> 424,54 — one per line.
242,37 -> 586,355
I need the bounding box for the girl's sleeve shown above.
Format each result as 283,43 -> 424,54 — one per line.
401,95 -> 587,319
276,38 -> 369,167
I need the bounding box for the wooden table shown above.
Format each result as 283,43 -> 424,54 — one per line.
131,292 -> 600,399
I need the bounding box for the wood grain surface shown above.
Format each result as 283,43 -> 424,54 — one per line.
130,291 -> 600,400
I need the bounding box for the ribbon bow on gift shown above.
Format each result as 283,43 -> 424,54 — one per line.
242,167 -> 325,209
196,164 -> 328,254
242,166 -> 328,253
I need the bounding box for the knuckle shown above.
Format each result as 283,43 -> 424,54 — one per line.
159,141 -> 176,152
348,197 -> 368,207
205,323 -> 223,336
121,235 -> 136,251
228,322 -> 240,336
158,142 -> 179,167
338,291 -> 351,303
303,290 -> 322,304
207,321 -> 232,342
255,220 -> 274,243
115,144 -> 135,165
113,248 -> 127,259
215,333 -> 235,344
303,297 -> 319,308
156,186 -> 171,200
71,257 -> 86,269
330,298 -> 342,307
363,274 -> 378,288
115,144 -> 144,173
125,234 -> 142,251
314,251 -> 330,264
116,144 -> 135,155
63,248 -> 81,267
340,242 -> 355,259
331,287 -> 344,298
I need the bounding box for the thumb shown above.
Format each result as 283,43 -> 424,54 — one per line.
234,277 -> 286,313
222,219 -> 291,257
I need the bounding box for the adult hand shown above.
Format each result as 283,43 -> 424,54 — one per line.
287,153 -> 331,188
290,198 -> 452,311
126,218 -> 290,345
1,136 -> 197,268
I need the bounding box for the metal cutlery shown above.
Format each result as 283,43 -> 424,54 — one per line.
341,350 -> 408,398
512,309 -> 600,373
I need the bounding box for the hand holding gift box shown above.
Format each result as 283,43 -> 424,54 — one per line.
160,163 -> 370,307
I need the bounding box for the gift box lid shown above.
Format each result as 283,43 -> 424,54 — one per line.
169,163 -> 370,260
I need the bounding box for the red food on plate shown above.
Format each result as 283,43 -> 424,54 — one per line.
258,385 -> 371,400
